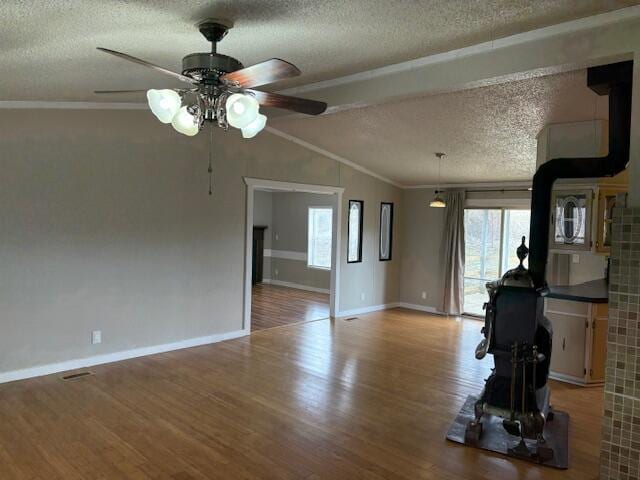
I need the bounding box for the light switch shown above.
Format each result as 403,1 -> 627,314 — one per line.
572,254 -> 580,264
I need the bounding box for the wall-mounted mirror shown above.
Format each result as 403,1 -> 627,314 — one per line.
347,200 -> 363,263
379,202 -> 393,261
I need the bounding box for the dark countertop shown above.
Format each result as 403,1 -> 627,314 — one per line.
546,278 -> 609,303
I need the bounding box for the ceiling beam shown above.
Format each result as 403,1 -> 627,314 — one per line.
279,6 -> 640,115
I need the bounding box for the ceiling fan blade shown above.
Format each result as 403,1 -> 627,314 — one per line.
96,47 -> 197,85
221,59 -> 300,88
94,89 -> 148,94
249,90 -> 327,115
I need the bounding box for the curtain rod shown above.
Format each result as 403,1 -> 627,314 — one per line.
435,188 -> 532,194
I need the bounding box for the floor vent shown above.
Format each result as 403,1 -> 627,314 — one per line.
344,317 -> 358,321
61,371 -> 93,381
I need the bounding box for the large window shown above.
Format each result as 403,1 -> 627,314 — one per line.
463,208 -> 531,316
308,207 -> 333,269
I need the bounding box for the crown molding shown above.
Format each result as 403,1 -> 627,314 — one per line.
403,180 -> 532,190
264,126 -> 402,188
0,101 -> 147,110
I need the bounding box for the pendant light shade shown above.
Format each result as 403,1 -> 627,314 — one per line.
147,89 -> 182,124
171,106 -> 200,136
226,93 -> 260,129
429,194 -> 447,208
241,114 -> 267,139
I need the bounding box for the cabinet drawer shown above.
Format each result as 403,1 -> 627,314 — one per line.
545,298 -> 589,317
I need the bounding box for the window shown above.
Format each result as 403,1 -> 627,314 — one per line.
463,208 -> 531,316
308,207 -> 333,269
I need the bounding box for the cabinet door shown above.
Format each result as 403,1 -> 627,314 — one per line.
550,189 -> 593,252
548,312 -> 587,379
589,313 -> 608,382
596,188 -> 623,254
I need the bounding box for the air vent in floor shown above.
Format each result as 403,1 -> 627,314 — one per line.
61,371 -> 93,381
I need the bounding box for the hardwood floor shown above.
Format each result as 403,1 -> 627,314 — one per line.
251,283 -> 330,331
0,308 -> 602,479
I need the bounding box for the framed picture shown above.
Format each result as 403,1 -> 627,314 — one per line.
379,202 -> 393,261
347,200 -> 363,263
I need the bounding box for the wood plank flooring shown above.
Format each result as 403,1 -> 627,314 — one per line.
0,308 -> 602,479
251,283 -> 330,331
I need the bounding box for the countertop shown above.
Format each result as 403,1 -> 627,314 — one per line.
546,278 -> 609,303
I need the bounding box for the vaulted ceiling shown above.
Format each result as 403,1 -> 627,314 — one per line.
2,0 -> 637,185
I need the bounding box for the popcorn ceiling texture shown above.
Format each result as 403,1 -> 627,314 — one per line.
601,207 -> 640,480
273,69 -> 609,185
0,0 -> 637,102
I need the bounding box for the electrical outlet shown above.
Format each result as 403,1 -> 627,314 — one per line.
91,330 -> 102,345
421,291 -> 427,300
275,233 -> 279,241
274,268 -> 279,276
572,254 -> 580,264
360,292 -> 365,301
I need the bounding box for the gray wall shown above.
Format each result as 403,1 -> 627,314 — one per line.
339,168 -> 402,311
0,108 -> 402,374
269,192 -> 335,290
399,188 -> 446,311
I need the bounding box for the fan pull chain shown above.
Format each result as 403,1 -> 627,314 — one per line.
208,123 -> 214,195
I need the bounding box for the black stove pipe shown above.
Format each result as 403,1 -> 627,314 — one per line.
528,61 -> 633,289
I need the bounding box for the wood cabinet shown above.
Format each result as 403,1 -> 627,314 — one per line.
545,298 -> 607,386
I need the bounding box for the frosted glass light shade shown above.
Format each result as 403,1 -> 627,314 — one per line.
226,93 -> 259,129
241,114 -> 267,139
171,106 -> 199,136
429,194 -> 446,208
146,89 -> 181,124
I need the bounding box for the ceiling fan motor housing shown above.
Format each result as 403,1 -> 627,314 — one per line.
182,53 -> 244,82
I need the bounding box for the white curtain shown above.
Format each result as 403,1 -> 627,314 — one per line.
442,191 -> 466,315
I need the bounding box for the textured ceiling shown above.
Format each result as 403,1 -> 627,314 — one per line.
271,69 -> 609,185
1,0 -> 637,101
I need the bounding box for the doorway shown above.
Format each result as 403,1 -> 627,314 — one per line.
243,178 -> 344,332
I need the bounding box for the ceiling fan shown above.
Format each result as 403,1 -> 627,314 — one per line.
96,19 -> 327,139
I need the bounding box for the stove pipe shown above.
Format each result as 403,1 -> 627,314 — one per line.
528,61 -> 633,289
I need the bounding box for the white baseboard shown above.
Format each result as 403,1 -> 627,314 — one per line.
337,302 -> 401,317
262,279 -> 329,294
0,328 -> 248,385
397,302 -> 445,315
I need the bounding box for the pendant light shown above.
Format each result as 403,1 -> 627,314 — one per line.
429,152 -> 447,208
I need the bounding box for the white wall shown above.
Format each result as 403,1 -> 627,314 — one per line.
0,108 -> 402,376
